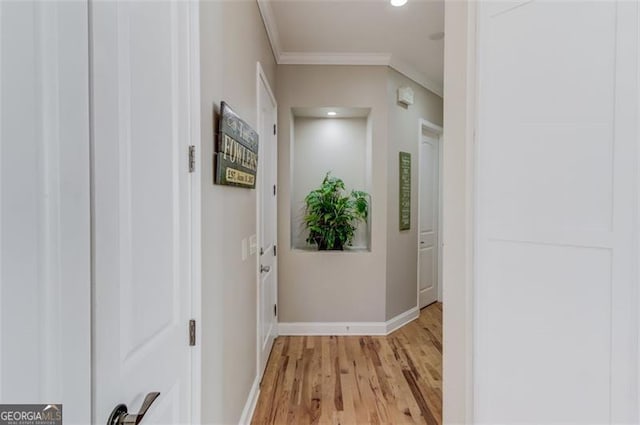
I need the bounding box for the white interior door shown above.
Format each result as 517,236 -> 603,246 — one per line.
0,1 -> 91,423
418,133 -> 439,308
257,66 -> 278,378
92,2 -> 196,424
475,1 -> 639,423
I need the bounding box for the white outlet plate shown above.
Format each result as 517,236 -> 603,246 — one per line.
249,234 -> 257,255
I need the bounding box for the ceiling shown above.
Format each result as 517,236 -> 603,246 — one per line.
258,0 -> 444,96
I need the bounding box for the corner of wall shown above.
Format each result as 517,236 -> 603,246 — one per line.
384,68 -> 444,321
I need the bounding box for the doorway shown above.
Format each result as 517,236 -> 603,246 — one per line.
418,120 -> 443,309
0,1 -> 202,423
256,63 -> 279,380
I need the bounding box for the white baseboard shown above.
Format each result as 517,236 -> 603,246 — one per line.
278,321 -> 386,336
278,306 -> 420,336
238,376 -> 260,425
385,306 -> 420,334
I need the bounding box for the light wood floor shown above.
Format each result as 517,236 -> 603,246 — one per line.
251,303 -> 442,425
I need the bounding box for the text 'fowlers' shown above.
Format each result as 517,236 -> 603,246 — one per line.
222,134 -> 258,171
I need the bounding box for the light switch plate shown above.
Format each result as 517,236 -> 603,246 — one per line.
249,234 -> 257,255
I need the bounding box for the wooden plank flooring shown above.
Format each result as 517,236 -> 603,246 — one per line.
251,303 -> 442,425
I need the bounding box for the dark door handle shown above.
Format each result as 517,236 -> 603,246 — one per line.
107,392 -> 160,425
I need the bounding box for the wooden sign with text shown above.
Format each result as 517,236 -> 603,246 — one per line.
215,101 -> 259,188
399,151 -> 411,230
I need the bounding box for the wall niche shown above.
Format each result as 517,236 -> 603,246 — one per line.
290,107 -> 373,251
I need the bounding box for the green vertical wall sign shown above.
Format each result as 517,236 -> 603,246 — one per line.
399,151 -> 411,230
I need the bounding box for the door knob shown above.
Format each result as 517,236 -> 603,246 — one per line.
107,392 -> 160,425
260,265 -> 271,273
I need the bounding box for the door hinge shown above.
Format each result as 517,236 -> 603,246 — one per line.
273,185 -> 277,196
188,145 -> 196,173
273,124 -> 277,135
273,245 -> 277,256
274,304 -> 277,317
189,319 -> 196,346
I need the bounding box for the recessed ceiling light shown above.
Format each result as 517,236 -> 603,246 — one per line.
390,0 -> 407,7
327,111 -> 337,116
429,31 -> 445,41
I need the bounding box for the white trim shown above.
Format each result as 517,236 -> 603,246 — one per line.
442,1 -> 477,423
389,56 -> 444,97
637,0 -> 640,414
256,0 -> 282,61
278,51 -> 444,97
188,1 -> 202,424
238,376 -> 261,425
279,322 -> 385,336
279,51 -> 392,66
420,119 -> 444,135
255,1 -> 444,97
465,2 -> 477,419
257,62 -> 277,110
255,61 -> 278,384
417,119 -> 444,309
386,307 -> 421,334
279,307 -> 419,336
437,130 -> 444,303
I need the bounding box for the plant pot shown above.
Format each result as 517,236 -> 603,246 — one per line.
315,239 -> 343,251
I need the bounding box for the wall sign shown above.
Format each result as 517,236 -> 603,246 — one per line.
215,101 -> 259,188
399,151 -> 411,230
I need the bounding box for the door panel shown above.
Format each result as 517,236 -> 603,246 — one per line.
0,1 -> 91,422
92,2 -> 193,424
419,135 -> 439,308
475,1 -> 638,422
258,70 -> 278,378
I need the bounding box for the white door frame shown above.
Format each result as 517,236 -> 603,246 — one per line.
187,2 -> 202,423
417,119 -> 444,308
442,1 -> 477,423
256,61 -> 278,381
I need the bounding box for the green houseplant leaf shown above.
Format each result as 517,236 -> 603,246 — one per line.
303,173 -> 370,251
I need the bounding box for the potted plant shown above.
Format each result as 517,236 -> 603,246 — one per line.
303,173 -> 369,250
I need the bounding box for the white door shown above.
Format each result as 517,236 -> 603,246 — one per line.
418,133 -> 439,308
474,1 -> 638,423
0,1 -> 91,423
92,2 -> 196,424
257,66 -> 278,378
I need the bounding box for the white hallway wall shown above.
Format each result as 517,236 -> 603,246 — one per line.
277,65 -> 443,327
199,1 -> 277,423
385,68 -> 443,320
277,65 -> 389,324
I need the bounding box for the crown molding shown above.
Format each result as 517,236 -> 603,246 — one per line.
278,52 -> 443,97
389,56 -> 444,97
256,0 -> 444,98
279,51 -> 392,66
257,0 -> 282,61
